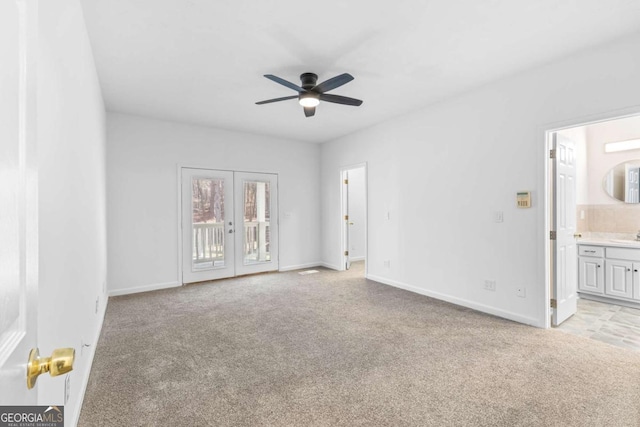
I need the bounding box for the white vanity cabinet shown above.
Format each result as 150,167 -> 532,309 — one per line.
578,243 -> 640,305
578,246 -> 604,295
605,259 -> 634,299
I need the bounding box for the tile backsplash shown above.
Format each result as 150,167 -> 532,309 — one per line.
577,204 -> 640,234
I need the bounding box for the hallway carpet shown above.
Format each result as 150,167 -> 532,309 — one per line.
79,264 -> 640,426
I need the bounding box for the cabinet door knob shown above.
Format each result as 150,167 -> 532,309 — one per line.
635,269 -> 638,273
628,268 -> 631,272
597,265 -> 601,268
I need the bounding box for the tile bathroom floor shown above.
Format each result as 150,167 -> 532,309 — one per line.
555,297 -> 640,352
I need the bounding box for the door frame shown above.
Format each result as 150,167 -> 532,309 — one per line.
542,106 -> 640,329
176,164 -> 280,285
339,163 -> 368,274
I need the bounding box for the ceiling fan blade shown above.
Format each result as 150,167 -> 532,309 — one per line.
264,74 -> 306,92
319,93 -> 363,106
255,95 -> 298,105
313,73 -> 354,93
304,106 -> 316,117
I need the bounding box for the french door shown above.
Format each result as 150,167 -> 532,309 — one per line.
181,168 -> 278,284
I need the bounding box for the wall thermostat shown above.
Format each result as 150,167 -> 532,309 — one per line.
517,191 -> 531,208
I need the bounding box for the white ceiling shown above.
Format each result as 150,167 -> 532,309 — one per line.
80,0 -> 640,143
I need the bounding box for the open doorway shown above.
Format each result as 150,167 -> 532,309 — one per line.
547,113 -> 640,351
340,164 -> 367,275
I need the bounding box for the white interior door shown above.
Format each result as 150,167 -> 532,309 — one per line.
0,0 -> 38,404
234,172 -> 279,276
182,169 -> 278,283
182,168 -> 235,283
552,133 -> 578,326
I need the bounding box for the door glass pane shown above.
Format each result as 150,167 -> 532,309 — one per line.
243,180 -> 271,264
192,177 -> 225,270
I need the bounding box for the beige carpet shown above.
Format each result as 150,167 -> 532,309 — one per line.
79,263 -> 640,426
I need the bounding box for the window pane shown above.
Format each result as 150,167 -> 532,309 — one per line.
192,177 -> 225,270
243,181 -> 271,264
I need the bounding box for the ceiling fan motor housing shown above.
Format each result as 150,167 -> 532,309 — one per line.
300,73 -> 318,90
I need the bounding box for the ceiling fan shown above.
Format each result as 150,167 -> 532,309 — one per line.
256,72 -> 363,117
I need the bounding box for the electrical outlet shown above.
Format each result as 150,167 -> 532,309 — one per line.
384,260 -> 390,268
516,286 -> 526,298
494,211 -> 504,223
484,280 -> 496,291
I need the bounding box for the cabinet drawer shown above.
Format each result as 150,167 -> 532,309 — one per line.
579,246 -> 604,257
606,247 -> 640,261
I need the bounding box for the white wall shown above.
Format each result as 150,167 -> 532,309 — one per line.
38,0 -> 107,424
347,167 -> 366,261
321,33 -> 640,327
107,113 -> 321,294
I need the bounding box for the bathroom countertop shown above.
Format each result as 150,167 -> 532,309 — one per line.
577,237 -> 640,248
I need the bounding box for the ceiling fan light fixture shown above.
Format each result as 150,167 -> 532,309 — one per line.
256,73 -> 362,117
299,93 -> 320,107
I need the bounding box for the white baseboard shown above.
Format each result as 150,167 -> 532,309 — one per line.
70,295 -> 108,427
366,274 -> 542,328
108,281 -> 181,297
279,262 -> 323,272
320,262 -> 342,271
350,256 -> 365,262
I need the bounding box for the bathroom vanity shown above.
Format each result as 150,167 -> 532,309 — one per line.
577,239 -> 640,308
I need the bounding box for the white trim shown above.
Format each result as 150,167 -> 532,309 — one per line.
108,281 -> 181,297
176,164 -> 183,286
320,262 -> 342,271
279,262 -> 323,272
349,256 -> 365,262
367,274 -> 542,328
71,296 -> 109,427
540,105 -> 640,329
578,293 -> 640,310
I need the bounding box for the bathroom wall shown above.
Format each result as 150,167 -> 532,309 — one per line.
573,115 -> 640,234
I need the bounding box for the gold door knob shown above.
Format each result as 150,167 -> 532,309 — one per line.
27,347 -> 75,389
573,233 -> 582,238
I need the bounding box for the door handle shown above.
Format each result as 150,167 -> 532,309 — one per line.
27,348 -> 75,389
228,229 -> 233,234
573,233 -> 582,238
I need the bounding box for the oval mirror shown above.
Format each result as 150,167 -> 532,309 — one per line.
603,160 -> 640,203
